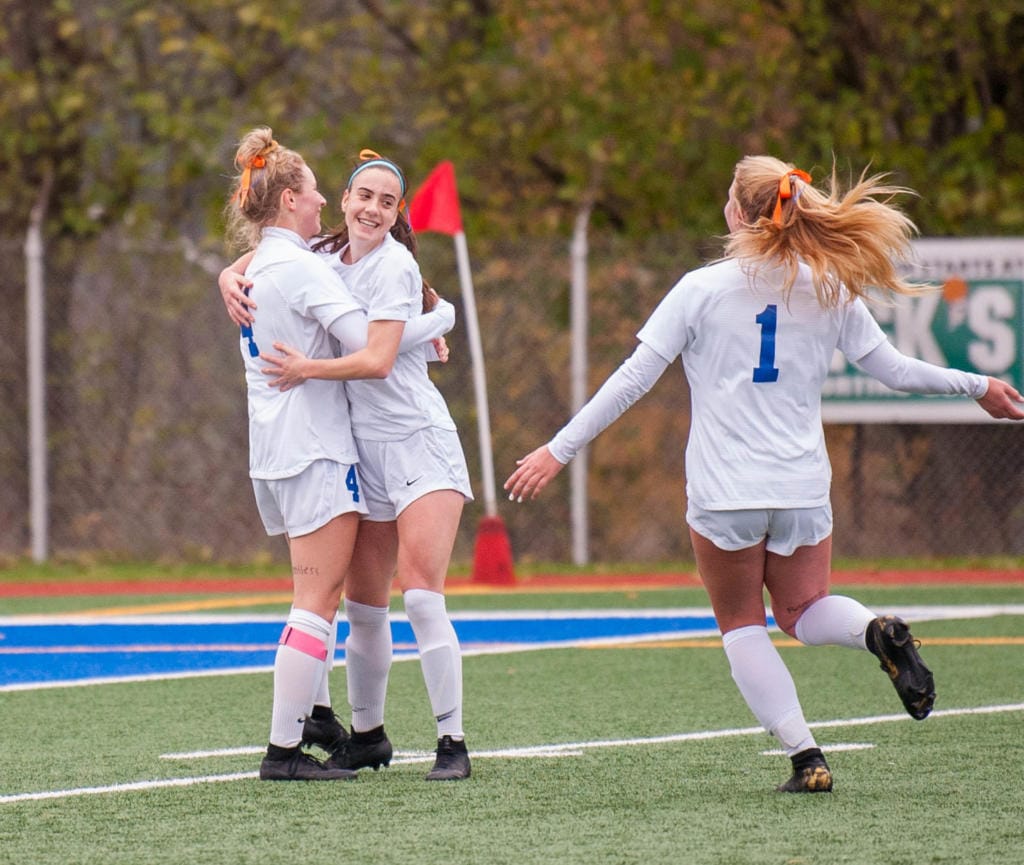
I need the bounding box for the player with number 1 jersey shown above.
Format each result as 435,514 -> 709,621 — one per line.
505,155 -> 1024,793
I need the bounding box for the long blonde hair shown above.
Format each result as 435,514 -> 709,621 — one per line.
224,126 -> 308,251
725,155 -> 924,307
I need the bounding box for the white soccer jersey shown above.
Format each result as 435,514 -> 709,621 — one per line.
243,227 -> 361,479
322,234 -> 457,441
636,257 -> 889,509
547,257 -> 988,513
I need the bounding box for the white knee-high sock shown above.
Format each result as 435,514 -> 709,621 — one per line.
313,612 -> 339,709
404,588 -> 463,739
344,599 -> 392,733
269,608 -> 332,748
721,625 -> 816,756
794,595 -> 874,650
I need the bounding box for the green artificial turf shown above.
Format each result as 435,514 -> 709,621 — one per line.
2,586 -> 1023,865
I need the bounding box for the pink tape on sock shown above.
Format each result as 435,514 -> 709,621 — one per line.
279,625 -> 328,661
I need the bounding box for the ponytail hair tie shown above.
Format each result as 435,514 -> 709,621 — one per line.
233,141 -> 278,208
772,168 -> 812,226
348,148 -> 407,197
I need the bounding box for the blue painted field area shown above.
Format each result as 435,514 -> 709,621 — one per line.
0,610 -> 725,690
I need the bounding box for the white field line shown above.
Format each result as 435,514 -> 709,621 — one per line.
0,772 -> 259,803
163,702 -> 1024,761
0,665 -> 280,693
4,702 -> 1021,806
159,743 -> 596,761
762,743 -> 876,755
0,644 -> 277,655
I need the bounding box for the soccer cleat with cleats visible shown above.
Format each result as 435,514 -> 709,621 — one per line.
327,725 -> 393,772
866,615 -> 935,720
425,735 -> 471,781
776,747 -> 833,794
259,746 -> 358,781
301,706 -> 350,758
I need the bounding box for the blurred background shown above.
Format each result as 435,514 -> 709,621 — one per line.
2,0 -> 1023,568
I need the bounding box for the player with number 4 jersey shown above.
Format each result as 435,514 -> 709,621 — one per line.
222,150 -> 474,781
505,154 -> 1024,794
224,129 -> 452,783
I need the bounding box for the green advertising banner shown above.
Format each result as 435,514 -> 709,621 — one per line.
822,238 -> 1024,423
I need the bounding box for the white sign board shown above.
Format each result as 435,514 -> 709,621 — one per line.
822,238 -> 1024,423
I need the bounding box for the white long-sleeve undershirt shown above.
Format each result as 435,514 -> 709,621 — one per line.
852,339 -> 988,399
546,339 -> 988,466
548,342 -> 670,464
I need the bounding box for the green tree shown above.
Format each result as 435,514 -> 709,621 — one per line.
758,0 -> 1024,233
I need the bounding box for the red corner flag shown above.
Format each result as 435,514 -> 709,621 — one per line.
409,161 -> 463,236
408,160 -> 515,585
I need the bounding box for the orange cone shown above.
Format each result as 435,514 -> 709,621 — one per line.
471,515 -> 515,585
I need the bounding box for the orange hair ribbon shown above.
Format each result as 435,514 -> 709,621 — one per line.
234,155 -> 267,208
233,138 -> 278,207
771,168 -> 812,226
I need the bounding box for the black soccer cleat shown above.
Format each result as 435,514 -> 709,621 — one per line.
425,735 -> 471,781
327,725 -> 393,772
259,746 -> 358,781
776,747 -> 833,794
301,706 -> 350,758
866,615 -> 936,720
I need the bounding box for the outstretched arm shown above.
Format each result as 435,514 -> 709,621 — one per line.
854,341 -> 1024,420
504,342 -> 672,501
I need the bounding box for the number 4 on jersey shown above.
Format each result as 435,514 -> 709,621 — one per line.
753,304 -> 780,383
345,465 -> 361,503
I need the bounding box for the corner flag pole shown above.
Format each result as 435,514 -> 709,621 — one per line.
450,230 -> 497,516
409,161 -> 513,583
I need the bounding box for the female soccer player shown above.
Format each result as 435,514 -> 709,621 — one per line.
221,150 -> 473,781
504,155 -> 1024,793
225,130 -> 452,781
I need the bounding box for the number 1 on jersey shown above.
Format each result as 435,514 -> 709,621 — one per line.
753,304 -> 780,383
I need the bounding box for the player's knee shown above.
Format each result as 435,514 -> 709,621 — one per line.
770,605 -> 803,638
777,619 -> 800,639
403,587 -> 446,622
772,593 -> 826,639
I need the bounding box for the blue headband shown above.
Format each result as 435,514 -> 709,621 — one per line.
347,158 -> 406,197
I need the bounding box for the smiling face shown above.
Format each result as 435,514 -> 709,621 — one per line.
341,166 -> 403,257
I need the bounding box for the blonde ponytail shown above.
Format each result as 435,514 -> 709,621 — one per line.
725,156 -> 925,307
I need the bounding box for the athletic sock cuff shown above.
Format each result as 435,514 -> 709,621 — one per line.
721,624 -> 769,650
286,608 -> 333,641
345,598 -> 390,625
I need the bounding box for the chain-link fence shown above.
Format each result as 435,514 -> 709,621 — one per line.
2,231 -> 1023,567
